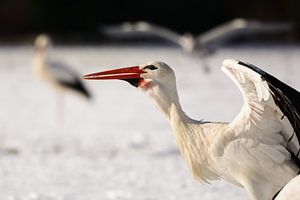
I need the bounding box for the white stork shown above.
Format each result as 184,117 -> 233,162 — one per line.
33,34 -> 91,99
99,19 -> 293,73
83,60 -> 300,200
33,34 -> 91,124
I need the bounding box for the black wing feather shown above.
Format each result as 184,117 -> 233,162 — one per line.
59,78 -> 92,99
48,61 -> 92,99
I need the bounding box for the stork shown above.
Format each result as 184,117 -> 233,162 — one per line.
83,60 -> 300,200
33,34 -> 91,123
33,34 -> 91,98
99,19 -> 293,73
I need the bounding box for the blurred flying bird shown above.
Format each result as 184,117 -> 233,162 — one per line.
33,34 -> 91,123
100,19 -> 293,72
83,60 -> 300,200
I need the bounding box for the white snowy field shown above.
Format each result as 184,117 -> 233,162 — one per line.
0,44 -> 299,200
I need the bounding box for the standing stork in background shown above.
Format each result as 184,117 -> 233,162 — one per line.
33,34 -> 91,123
83,60 -> 300,200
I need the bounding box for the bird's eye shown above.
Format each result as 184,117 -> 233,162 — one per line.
143,65 -> 158,70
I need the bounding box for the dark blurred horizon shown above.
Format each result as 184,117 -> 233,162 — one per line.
0,0 -> 300,42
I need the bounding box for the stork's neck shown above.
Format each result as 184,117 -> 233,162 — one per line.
146,84 -> 217,182
146,82 -> 187,120
167,96 -> 203,150
34,49 -> 47,69
147,83 -> 205,149
169,98 -> 218,182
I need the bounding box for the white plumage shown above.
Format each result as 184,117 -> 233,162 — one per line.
275,175 -> 300,199
83,60 -> 300,200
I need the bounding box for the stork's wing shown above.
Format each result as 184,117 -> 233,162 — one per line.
47,60 -> 91,99
222,59 -> 300,167
132,21 -> 182,45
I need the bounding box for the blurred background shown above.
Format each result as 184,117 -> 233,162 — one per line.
1,0 -> 300,42
0,1 -> 300,200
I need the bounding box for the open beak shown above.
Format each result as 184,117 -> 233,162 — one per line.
82,66 -> 145,87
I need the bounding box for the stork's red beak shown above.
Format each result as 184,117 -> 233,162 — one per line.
82,66 -> 145,87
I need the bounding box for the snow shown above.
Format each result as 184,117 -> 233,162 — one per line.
0,44 -> 299,200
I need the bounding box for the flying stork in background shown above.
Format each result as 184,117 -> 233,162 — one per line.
83,60 -> 300,200
99,19 -> 293,73
33,34 -> 91,122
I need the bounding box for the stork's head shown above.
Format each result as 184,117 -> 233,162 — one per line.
35,34 -> 52,52
83,61 -> 180,117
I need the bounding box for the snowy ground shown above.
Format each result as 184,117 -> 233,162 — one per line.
0,43 -> 300,200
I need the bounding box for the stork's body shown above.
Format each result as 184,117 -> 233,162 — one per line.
83,60 -> 300,200
33,34 -> 91,98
